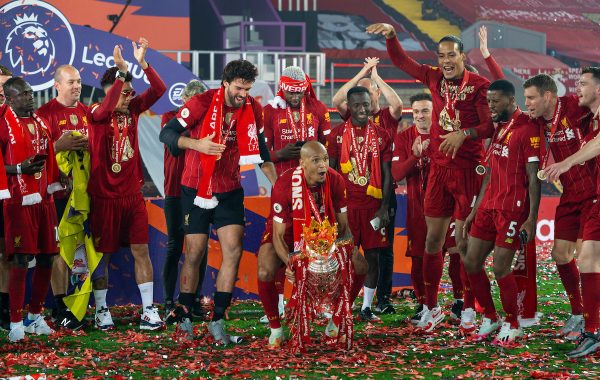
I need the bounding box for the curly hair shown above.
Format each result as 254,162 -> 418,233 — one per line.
221,59 -> 258,84
100,66 -> 133,88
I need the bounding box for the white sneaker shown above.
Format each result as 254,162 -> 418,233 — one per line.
325,318 -> 339,338
492,322 -> 523,345
519,312 -> 543,328
459,307 -> 477,334
417,306 -> 445,332
259,302 -> 285,324
558,314 -> 583,337
95,306 -> 115,331
268,327 -> 285,348
8,322 -> 25,342
475,317 -> 503,340
140,305 -> 165,331
23,315 -> 54,335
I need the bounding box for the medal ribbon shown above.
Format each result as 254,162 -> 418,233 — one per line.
479,109 -> 520,168
305,187 -> 324,224
286,99 -> 306,141
349,124 -> 372,179
442,70 -> 470,121
539,98 -> 562,170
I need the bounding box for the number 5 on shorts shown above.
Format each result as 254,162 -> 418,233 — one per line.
507,221 -> 517,237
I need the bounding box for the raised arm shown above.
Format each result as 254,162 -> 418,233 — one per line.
545,127 -> 600,180
371,65 -> 403,120
91,45 -> 127,122
332,57 -> 379,116
366,23 -> 428,82
479,26 -> 504,80
128,38 -> 167,113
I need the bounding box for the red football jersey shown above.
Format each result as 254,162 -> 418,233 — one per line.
263,99 -> 331,176
271,167 -> 347,247
87,66 -> 166,198
392,125 -> 430,229
327,121 -> 392,209
386,38 -> 492,169
532,95 -> 595,203
480,111 -> 540,212
37,98 -> 89,200
176,89 -> 264,194
0,114 -> 54,204
161,110 -> 185,197
582,115 -> 600,196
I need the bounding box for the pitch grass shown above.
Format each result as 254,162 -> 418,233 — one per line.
1,255 -> 599,379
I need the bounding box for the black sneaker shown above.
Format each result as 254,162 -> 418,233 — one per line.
165,304 -> 190,325
0,308 -> 10,331
358,307 -> 381,322
450,299 -> 464,321
567,331 -> 600,359
56,308 -> 86,331
164,301 -> 175,322
378,303 -> 396,315
410,304 -> 425,325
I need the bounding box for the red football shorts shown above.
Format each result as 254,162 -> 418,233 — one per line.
406,213 -> 426,257
90,193 -> 149,253
554,197 -> 595,242
582,199 -> 600,242
349,207 -> 390,250
3,200 -> 58,256
424,163 -> 481,220
469,207 -> 528,251
444,219 -> 457,251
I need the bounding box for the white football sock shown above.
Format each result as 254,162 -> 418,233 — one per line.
138,282 -> 154,309
362,286 -> 376,310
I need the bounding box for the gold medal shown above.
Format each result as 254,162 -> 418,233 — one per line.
34,172 -> 42,180
357,176 -> 368,186
537,169 -> 547,181
475,165 -> 486,175
111,163 -> 122,173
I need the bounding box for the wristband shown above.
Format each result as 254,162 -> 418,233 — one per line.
462,129 -> 472,140
16,163 -> 22,174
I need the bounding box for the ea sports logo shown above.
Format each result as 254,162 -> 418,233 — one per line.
1,0 -> 76,91
169,82 -> 187,107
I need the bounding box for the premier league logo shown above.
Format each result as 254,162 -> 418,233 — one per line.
1,0 -> 76,91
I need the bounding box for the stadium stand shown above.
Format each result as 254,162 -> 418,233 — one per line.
440,0 -> 600,64
382,0 -> 461,43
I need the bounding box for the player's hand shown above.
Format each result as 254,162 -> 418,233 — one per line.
21,156 -> 45,175
519,218 -> 536,243
462,211 -> 476,239
544,161 -> 570,182
479,25 -> 490,59
132,37 -> 149,69
365,57 -> 379,73
60,171 -> 72,192
54,131 -> 88,152
285,265 -> 295,284
365,23 -> 396,39
374,207 -> 390,228
439,130 -> 467,159
193,132 -> 226,155
113,45 -> 128,73
275,143 -> 301,161
411,135 -> 430,158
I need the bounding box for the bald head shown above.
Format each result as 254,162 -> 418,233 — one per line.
300,141 -> 329,186
300,141 -> 327,159
54,65 -> 81,106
